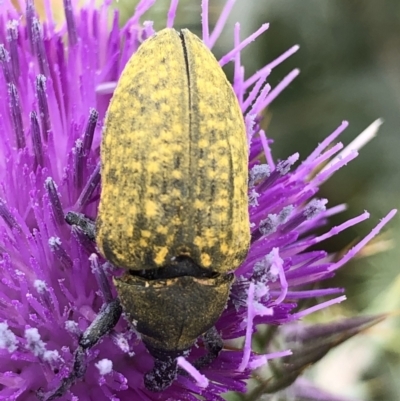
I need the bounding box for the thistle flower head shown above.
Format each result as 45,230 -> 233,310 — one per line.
0,1 -> 395,400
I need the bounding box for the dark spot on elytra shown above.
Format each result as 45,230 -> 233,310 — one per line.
107,167 -> 118,182
210,182 -> 215,198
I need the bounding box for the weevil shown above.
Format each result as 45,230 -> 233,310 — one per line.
44,27 -> 250,398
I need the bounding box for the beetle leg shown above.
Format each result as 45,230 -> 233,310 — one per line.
65,211 -> 96,240
144,356 -> 178,392
39,298 -> 122,400
143,344 -> 190,391
79,298 -> 122,348
194,326 -> 223,369
43,213 -> 122,399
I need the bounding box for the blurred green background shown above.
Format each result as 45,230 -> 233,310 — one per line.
113,1 -> 400,400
